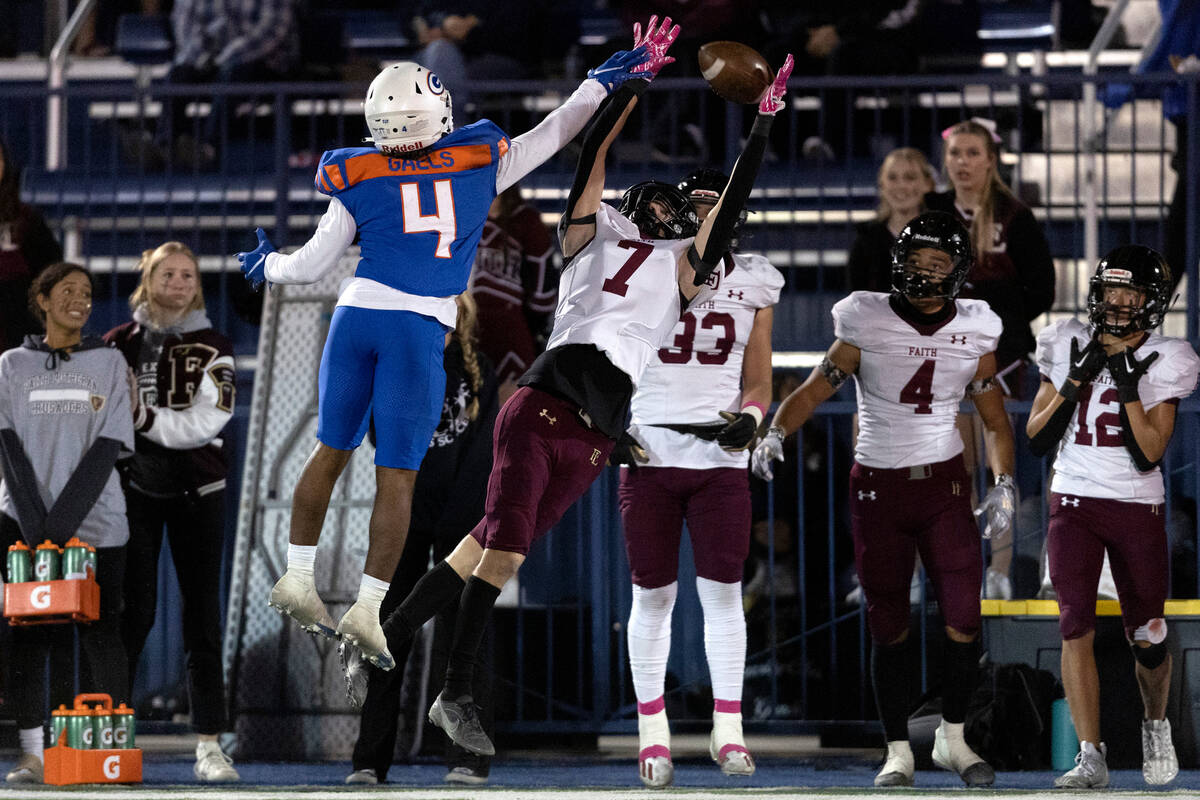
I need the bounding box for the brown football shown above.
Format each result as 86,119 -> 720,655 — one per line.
697,41 -> 774,105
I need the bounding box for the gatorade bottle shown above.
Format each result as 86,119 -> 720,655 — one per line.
113,704 -> 136,749
50,705 -> 69,746
92,704 -> 114,750
6,541 -> 31,583
33,541 -> 61,581
62,538 -> 88,580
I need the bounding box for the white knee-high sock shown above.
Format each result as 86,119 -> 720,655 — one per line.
697,576 -> 746,704
355,574 -> 390,618
627,582 -> 678,704
18,727 -> 43,760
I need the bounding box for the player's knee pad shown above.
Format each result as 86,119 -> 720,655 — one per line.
867,605 -> 910,646
1132,639 -> 1169,671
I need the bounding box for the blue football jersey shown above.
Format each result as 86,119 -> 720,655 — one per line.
315,120 -> 510,298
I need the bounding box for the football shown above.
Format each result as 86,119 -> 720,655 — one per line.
697,41 -> 774,105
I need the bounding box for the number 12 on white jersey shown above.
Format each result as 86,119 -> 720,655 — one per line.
400,179 -> 457,259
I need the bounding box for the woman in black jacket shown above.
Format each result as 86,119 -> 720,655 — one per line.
846,147 -> 936,292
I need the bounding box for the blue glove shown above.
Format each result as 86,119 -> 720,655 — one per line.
587,47 -> 650,94
236,227 -> 275,289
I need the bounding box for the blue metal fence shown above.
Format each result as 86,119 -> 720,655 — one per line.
5,68 -> 1200,735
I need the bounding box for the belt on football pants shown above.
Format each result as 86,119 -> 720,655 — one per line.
650,422 -> 726,441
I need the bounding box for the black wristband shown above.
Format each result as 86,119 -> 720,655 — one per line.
1058,380 -> 1080,403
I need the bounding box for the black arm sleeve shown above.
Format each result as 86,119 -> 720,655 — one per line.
0,428 -> 48,542
1027,390 -> 1077,457
43,436 -> 122,544
559,79 -> 649,238
1117,404 -> 1159,471
690,113 -> 774,285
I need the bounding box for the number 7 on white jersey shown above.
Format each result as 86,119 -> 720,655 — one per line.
400,179 -> 457,259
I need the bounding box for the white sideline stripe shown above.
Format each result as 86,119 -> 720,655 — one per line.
29,388 -> 90,402
0,790 -> 1179,799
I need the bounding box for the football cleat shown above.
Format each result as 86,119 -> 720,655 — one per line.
268,572 -> 337,638
639,746 -> 674,789
339,641 -> 370,708
1142,718 -> 1178,785
932,720 -> 994,787
874,740 -> 914,787
336,601 -> 395,671
710,711 -> 755,776
429,694 -> 495,756
1055,741 -> 1109,789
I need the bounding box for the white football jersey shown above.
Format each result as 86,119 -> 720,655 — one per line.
1036,317 -> 1200,503
547,203 -> 715,384
629,252 -> 784,468
834,291 -> 1002,469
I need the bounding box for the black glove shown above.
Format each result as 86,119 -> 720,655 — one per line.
716,410 -> 758,451
1107,348 -> 1159,404
1067,335 -> 1107,384
609,432 -> 649,466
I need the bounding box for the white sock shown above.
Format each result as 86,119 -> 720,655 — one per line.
627,582 -> 677,704
286,544 -> 317,578
18,727 -> 43,761
355,573 -> 390,617
697,577 -> 746,702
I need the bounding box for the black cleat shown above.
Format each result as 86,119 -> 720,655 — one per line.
428,694 -> 495,756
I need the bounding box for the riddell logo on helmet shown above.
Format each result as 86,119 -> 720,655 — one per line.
390,141 -> 426,153
911,233 -> 941,244
1101,268 -> 1133,282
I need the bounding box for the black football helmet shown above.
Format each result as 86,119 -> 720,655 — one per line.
678,168 -> 749,245
618,181 -> 700,240
890,211 -> 973,299
1086,244 -> 1173,336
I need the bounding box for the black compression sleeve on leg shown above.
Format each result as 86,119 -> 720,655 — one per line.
381,560 -> 466,652
1028,392 -> 1078,457
560,79 -> 649,236
691,113 -> 774,285
942,636 -> 981,724
871,638 -> 913,741
443,576 -> 502,699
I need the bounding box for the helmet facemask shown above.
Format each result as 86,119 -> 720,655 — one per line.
618,182 -> 700,240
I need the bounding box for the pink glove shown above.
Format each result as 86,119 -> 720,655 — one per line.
758,53 -> 794,115
630,15 -> 680,80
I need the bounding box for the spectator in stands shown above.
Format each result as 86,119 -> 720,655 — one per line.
344,293 -> 499,787
468,182 -> 557,402
414,1 -> 578,128
1,263 -> 131,785
103,242 -> 239,783
0,138 -> 64,352
761,1 -> 980,158
925,118 -> 1055,399
847,148 -> 936,291
1103,0 -> 1200,293
125,0 -> 299,168
1026,245 -> 1197,788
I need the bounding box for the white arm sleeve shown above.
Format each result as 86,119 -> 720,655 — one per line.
263,197 -> 357,284
138,354 -> 235,449
495,79 -> 607,193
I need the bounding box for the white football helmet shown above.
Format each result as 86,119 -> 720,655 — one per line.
363,62 -> 453,154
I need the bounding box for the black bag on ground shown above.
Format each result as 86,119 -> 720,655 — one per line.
908,662 -> 1061,770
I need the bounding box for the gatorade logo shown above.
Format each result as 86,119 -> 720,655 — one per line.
103,755 -> 121,779
30,585 -> 51,609
83,728 -> 94,746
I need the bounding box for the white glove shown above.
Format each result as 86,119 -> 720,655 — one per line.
974,473 -> 1016,539
751,426 -> 786,481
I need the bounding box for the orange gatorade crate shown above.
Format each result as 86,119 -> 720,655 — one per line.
3,578 -> 99,625
44,694 -> 142,785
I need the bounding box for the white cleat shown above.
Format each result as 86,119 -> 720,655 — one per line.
639,747 -> 674,788
267,571 -> 337,638
932,720 -> 994,787
1055,740 -> 1108,789
1142,719 -> 1179,786
874,740 -> 914,787
194,742 -> 240,783
710,711 -> 755,776
336,601 -> 395,671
